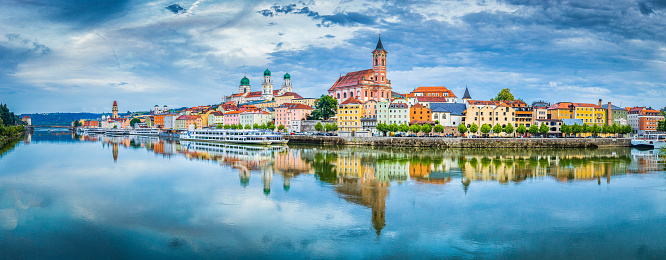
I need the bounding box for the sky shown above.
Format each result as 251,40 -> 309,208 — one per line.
1,0 -> 665,114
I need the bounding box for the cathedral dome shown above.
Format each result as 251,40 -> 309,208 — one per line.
240,76 -> 250,86
284,73 -> 290,79
264,69 -> 271,76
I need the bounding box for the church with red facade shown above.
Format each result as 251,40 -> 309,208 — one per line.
328,37 -> 392,102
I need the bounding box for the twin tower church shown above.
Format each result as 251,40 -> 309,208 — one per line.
224,69 -> 293,104
225,36 -> 391,105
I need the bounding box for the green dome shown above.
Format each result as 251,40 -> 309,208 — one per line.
264,68 -> 271,76
284,73 -> 290,79
240,76 -> 250,86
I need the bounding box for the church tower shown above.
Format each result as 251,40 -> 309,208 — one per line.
112,101 -> 118,118
239,75 -> 251,94
280,73 -> 292,95
261,69 -> 273,100
372,36 -> 387,84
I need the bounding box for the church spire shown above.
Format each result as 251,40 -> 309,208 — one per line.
375,34 -> 384,51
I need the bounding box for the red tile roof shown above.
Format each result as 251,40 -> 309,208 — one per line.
329,69 -> 373,91
279,92 -> 304,99
176,115 -> 200,120
279,103 -> 314,110
415,96 -> 451,102
340,97 -> 363,105
408,86 -> 457,98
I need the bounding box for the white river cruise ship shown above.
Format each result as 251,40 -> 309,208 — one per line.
129,128 -> 161,136
179,129 -> 287,145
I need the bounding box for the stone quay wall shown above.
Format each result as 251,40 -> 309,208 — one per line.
285,136 -> 632,148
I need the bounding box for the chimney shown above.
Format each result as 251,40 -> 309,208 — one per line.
607,102 -> 612,126
598,99 -> 602,107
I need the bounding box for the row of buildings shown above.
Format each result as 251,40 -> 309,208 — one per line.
77,37 -> 663,136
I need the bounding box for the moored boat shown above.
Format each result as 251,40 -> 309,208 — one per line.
631,134 -> 665,149
179,129 -> 287,145
129,128 -> 161,136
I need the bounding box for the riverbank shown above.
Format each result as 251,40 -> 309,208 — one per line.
285,136 -> 631,148
0,132 -> 25,148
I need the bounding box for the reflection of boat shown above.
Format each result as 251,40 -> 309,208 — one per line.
179,129 -> 287,145
129,128 -> 161,136
631,134 -> 665,149
180,141 -> 286,160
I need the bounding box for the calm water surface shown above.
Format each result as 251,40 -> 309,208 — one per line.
1,129 -> 665,259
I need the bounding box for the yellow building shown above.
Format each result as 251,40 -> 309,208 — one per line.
292,98 -> 317,108
463,100 -> 516,136
547,102 -> 605,125
337,98 -> 364,132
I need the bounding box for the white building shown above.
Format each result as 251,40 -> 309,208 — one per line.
377,98 -> 409,125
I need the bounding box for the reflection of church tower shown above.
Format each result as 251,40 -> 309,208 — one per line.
239,75 -> 251,94
262,167 -> 273,195
112,101 -> 119,118
371,183 -> 388,236
261,69 -> 273,100
283,176 -> 290,192
112,143 -> 119,162
239,169 -> 250,188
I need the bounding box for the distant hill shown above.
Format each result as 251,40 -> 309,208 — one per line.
20,112 -> 106,126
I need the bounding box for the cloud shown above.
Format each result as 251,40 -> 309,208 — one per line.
638,2 -> 654,15
258,4 -> 377,27
165,4 -> 186,14
7,0 -> 132,29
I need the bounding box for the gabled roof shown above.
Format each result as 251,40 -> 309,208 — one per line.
176,115 -> 200,120
340,97 -> 363,105
329,69 -> 373,90
415,96 -> 452,102
279,103 -> 314,110
407,86 -> 457,98
210,111 -> 224,116
279,92 -> 304,99
430,103 -> 467,115
601,104 -> 625,110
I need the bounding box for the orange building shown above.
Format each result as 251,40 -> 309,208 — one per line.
409,103 -> 432,124
84,120 -> 99,128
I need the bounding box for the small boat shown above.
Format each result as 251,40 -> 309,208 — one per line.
179,129 -> 287,145
129,128 -> 161,136
631,133 -> 665,149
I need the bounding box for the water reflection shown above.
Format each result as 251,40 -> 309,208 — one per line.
2,131 -> 665,258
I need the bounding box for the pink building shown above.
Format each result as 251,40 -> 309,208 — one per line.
223,111 -> 241,126
275,103 -> 314,128
363,100 -> 377,119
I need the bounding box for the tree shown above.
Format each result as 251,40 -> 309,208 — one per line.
490,88 -> 515,101
457,124 -> 468,136
253,123 -> 260,129
409,124 -> 421,134
73,119 -> 82,127
308,95 -> 338,120
572,123 -> 581,137
492,124 -> 503,137
244,124 -> 251,129
434,124 -> 444,134
480,124 -> 491,136
130,118 -> 141,127
377,123 -> 387,136
528,124 -> 539,136
389,123 -> 399,133
399,123 -> 410,133
622,125 -> 633,136
658,120 -> 665,132
435,120 -> 440,125
516,124 -> 527,136
560,124 -> 570,137
539,123 -> 549,137
504,123 -> 514,137
278,124 -> 285,132
421,123 -> 432,135
315,122 -> 323,132
470,123 -> 479,135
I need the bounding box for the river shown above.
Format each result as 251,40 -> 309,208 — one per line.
0,128 -> 665,259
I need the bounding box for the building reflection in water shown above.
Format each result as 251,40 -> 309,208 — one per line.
74,134 -> 665,236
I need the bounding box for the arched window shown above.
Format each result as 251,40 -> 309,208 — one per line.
337,93 -> 340,99
350,92 -> 353,97
357,91 -> 360,97
343,92 -> 347,99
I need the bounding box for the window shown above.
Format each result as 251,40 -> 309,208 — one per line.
343,93 -> 347,99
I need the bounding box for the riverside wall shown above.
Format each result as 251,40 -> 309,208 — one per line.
285,136 -> 632,148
